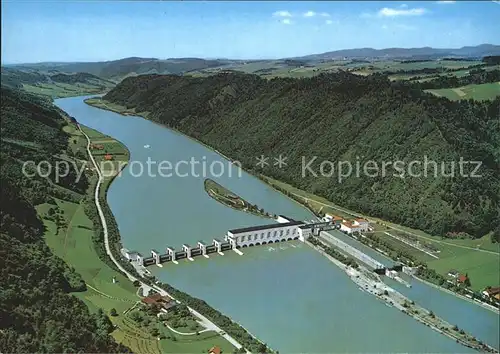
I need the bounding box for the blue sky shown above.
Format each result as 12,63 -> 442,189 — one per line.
1,1 -> 499,63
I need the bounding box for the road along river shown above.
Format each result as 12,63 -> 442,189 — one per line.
56,96 -> 498,353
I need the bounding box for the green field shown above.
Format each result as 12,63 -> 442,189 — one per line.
38,123 -> 234,354
261,175 -> 499,291
426,82 -> 500,101
23,80 -> 113,98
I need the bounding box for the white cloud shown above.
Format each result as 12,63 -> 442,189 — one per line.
492,0 -> 500,4
325,19 -> 334,25
378,7 -> 426,17
436,1 -> 456,4
319,12 -> 331,17
303,11 -> 316,17
281,18 -> 293,25
273,11 -> 292,17
400,4 -> 408,8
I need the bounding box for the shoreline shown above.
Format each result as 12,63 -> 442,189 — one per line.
204,178 -> 273,221
307,238 -> 498,353
84,97 -> 499,313
74,113 -> 268,352
83,97 -> 499,346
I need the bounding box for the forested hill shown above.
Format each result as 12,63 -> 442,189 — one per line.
104,73 -> 500,239
0,87 -> 128,352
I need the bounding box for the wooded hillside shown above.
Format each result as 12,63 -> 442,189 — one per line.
0,87 -> 128,353
104,72 -> 500,239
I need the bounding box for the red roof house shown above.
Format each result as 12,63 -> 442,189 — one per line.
208,346 -> 221,354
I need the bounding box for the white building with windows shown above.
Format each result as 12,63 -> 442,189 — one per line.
225,220 -> 305,248
340,218 -> 370,234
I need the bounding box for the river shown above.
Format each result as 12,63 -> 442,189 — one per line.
55,96 -> 498,353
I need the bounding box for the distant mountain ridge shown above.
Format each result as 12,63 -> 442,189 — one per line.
296,44 -> 500,60
6,57 -> 241,80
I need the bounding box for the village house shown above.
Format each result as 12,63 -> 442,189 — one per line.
340,218 -> 370,234
324,213 -> 344,224
447,269 -> 459,278
208,346 -> 221,354
482,287 -> 500,301
104,153 -> 113,161
141,293 -> 177,313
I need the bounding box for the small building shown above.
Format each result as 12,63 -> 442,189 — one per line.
340,218 -> 370,234
208,346 -> 221,354
324,213 -> 343,224
104,154 -> 113,161
141,293 -> 177,313
482,287 -> 500,299
91,144 -> 104,150
122,248 -> 142,262
447,269 -> 459,278
457,274 -> 469,285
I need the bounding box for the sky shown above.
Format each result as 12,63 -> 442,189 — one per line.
1,1 -> 499,64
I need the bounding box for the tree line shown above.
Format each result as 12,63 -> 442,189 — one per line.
103,71 -> 500,239
0,87 -> 129,353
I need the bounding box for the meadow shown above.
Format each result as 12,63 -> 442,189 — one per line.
261,175 -> 499,292
39,123 -> 235,354
426,82 -> 500,101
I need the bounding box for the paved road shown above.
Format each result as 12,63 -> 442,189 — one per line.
79,124 -> 248,352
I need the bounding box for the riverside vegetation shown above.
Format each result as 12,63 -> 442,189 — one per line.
100,71 -> 500,241
0,87 -> 129,352
0,86 -> 265,353
204,178 -> 274,219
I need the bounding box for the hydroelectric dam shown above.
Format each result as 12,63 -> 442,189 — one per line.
122,215 -> 387,273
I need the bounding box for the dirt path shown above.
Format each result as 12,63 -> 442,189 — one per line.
452,87 -> 466,97
90,138 -> 117,144
85,283 -> 136,303
62,202 -> 83,256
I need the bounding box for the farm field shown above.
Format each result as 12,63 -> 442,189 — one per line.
22,80 -> 112,98
261,175 -> 500,291
38,123 -> 234,353
426,82 -> 500,101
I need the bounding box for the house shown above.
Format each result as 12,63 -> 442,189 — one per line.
104,154 -> 113,161
324,213 -> 344,224
447,270 -> 459,278
482,287 -> 500,299
208,346 -> 221,354
457,274 -> 469,285
91,144 -> 104,150
340,218 -> 370,234
141,293 -> 177,312
121,248 -> 142,262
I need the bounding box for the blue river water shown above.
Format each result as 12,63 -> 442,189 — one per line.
55,96 -> 498,353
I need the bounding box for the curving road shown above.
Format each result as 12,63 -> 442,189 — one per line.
79,124 -> 248,352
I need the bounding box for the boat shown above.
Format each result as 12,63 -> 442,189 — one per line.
144,144 -> 150,148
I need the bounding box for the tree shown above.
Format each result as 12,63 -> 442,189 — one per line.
133,280 -> 140,287
110,308 -> 118,317
464,274 -> 471,288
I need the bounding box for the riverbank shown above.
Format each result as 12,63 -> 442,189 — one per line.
308,236 -> 498,353
84,96 -> 499,313
204,178 -> 273,220
41,119 -> 238,353
73,114 -> 273,353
